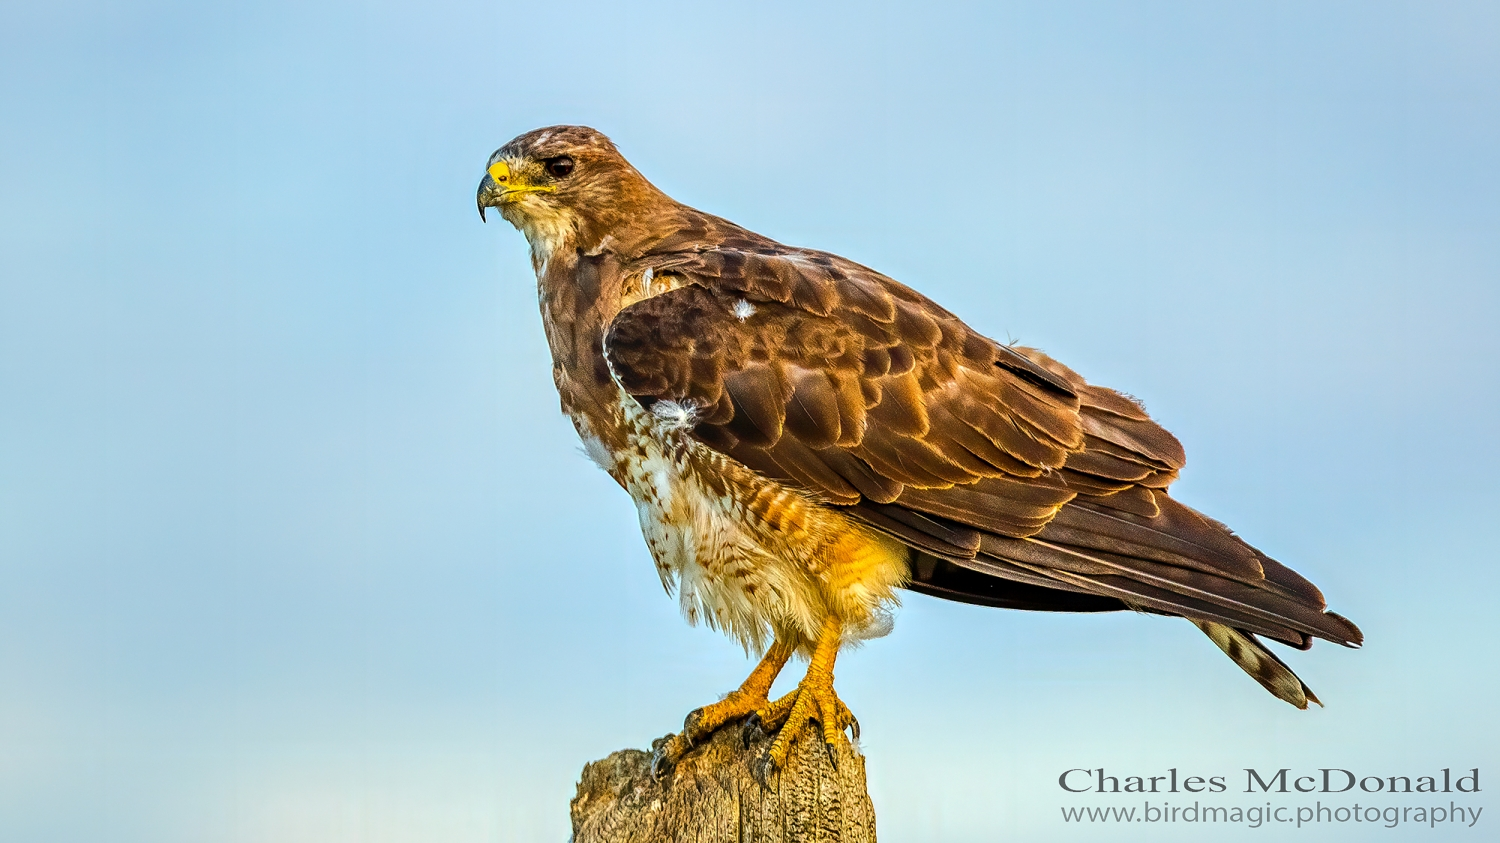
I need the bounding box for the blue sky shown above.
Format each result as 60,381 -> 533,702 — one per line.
2,2 -> 1497,840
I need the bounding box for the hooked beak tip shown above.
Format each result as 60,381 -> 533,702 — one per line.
477,174 -> 497,223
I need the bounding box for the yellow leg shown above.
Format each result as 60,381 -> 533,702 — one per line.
683,638 -> 795,742
758,617 -> 857,770
652,639 -> 795,775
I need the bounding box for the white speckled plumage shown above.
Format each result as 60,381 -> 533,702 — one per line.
585,370 -> 905,653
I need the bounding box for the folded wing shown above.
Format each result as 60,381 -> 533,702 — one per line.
602,242 -> 1361,705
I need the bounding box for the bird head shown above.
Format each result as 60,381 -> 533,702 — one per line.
478,126 -> 665,260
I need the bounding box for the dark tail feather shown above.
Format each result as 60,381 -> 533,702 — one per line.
1194,621 -> 1322,709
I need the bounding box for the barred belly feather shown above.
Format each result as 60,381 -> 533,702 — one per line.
575,390 -> 908,654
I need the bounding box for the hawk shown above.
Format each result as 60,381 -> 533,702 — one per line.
477,126 -> 1361,771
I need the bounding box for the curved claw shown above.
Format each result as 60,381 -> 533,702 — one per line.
649,734 -> 686,782
649,749 -> 674,782
825,740 -> 839,771
750,750 -> 779,791
649,754 -> 669,782
742,712 -> 767,748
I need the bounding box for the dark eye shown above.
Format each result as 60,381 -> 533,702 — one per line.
544,155 -> 575,178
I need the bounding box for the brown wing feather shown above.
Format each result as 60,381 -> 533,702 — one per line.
604,259 -> 1085,507
602,244 -> 1361,675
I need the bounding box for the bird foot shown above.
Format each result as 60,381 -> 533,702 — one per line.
648,640 -> 797,780
650,687 -> 774,779
755,672 -> 858,771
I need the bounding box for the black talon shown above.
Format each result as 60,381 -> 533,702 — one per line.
649,748 -> 673,782
825,740 -> 839,771
741,713 -> 765,748
848,714 -> 861,741
751,752 -> 779,790
649,734 -> 682,782
682,707 -> 704,736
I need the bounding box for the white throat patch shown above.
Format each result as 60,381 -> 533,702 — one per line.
505,196 -> 575,273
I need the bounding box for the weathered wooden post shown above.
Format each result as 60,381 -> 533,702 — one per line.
570,721 -> 876,842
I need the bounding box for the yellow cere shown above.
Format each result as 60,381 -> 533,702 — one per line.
487,161 -> 509,183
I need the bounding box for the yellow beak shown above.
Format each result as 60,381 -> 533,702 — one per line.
477,159 -> 555,221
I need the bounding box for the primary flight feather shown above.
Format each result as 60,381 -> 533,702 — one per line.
478,126 -> 1361,770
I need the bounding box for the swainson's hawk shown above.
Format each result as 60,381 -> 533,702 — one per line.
477,126 -> 1361,771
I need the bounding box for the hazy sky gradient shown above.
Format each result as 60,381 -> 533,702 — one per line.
2,2 -> 1497,840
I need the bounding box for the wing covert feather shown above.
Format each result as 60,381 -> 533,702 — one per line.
604,257 -> 1086,511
